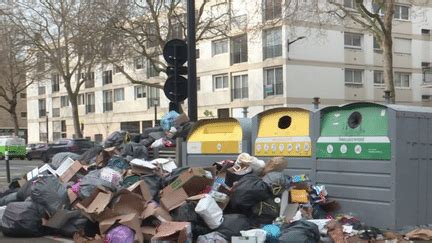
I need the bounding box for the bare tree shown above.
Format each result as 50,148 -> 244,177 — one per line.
97,0 -> 230,88
0,22 -> 39,136
1,0 -> 108,138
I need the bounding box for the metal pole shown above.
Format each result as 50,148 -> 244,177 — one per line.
154,103 -> 157,126
5,151 -> 10,183
187,0 -> 197,121
45,112 -> 49,143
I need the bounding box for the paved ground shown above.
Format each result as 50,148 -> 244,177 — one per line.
0,159 -> 73,242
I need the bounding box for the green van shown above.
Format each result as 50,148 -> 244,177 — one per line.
0,136 -> 26,159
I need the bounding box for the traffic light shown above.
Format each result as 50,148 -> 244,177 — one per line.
163,39 -> 188,112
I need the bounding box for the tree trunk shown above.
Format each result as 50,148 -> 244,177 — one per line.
70,94 -> 83,138
11,110 -> 19,137
383,0 -> 396,104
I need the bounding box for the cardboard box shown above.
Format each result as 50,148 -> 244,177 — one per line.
160,187 -> 189,211
142,226 -> 157,241
127,180 -> 153,201
163,168 -> 214,196
96,147 -> 118,166
58,160 -> 84,183
75,187 -> 113,221
151,221 -> 192,243
111,190 -> 145,216
73,232 -> 104,243
142,201 -> 172,222
99,213 -> 143,243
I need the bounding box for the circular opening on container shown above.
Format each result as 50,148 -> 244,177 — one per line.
278,116 -> 292,129
348,112 -> 362,129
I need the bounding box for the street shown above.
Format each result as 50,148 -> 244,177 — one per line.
0,159 -> 72,242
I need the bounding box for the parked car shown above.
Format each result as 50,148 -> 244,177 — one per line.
26,143 -> 50,161
28,139 -> 94,163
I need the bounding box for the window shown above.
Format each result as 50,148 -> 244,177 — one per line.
394,38 -> 411,54
231,34 -> 248,64
263,0 -> 282,21
372,2 -> 383,15
51,74 -> 60,92
102,70 -> 112,85
134,85 -> 146,99
61,96 -> 69,107
95,134 -> 103,144
147,86 -> 160,108
78,94 -> 85,105
373,36 -> 381,50
424,69 -> 432,84
394,5 -> 409,20
197,77 -> 201,91
134,56 -> 144,70
232,74 -> 248,99
345,69 -> 363,84
52,108 -> 60,117
120,121 -> 140,133
264,67 -> 283,97
21,112 -> 27,118
196,49 -> 200,59
103,90 -> 113,112
344,0 -> 356,9
114,88 -> 124,102
147,61 -> 159,78
84,72 -> 95,88
212,39 -> 228,56
142,120 -> 153,131
147,23 -> 158,48
170,21 -> 183,39
86,93 -> 95,113
213,74 -> 229,90
394,72 -> 410,88
38,99 -> 46,118
421,29 -> 431,35
263,27 -> 282,59
20,93 -> 26,99
38,85 -> 46,95
374,70 -> 384,85
344,32 -> 362,49
114,65 -> 124,74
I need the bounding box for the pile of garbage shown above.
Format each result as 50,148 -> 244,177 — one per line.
0,113 -> 431,242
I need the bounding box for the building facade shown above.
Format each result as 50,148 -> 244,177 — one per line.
26,0 -> 432,143
0,92 -> 27,138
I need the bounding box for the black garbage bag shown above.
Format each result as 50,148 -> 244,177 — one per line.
31,175 -> 68,216
228,174 -> 272,215
142,127 -> 163,139
104,131 -> 130,148
79,169 -> 119,199
0,192 -> 18,207
0,188 -> 18,198
121,142 -> 148,160
279,220 -> 320,243
57,213 -> 89,237
78,146 -> 104,165
251,197 -> 280,226
16,178 -> 36,201
171,202 -> 211,240
50,152 -> 80,170
0,201 -> 46,237
141,174 -> 164,201
129,133 -> 142,143
216,214 -> 251,240
140,137 -> 155,147
106,156 -> 130,172
174,122 -> 193,139
262,171 -> 291,196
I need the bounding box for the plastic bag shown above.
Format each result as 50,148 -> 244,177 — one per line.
104,131 -> 130,148
105,225 -> 135,243
50,152 -> 80,170
150,138 -> 165,149
216,214 -> 251,240
235,153 -> 265,174
79,170 -> 119,199
262,172 -> 291,196
121,142 -> 148,160
279,220 -> 320,242
31,175 -> 68,216
197,232 -> 229,243
195,195 -> 224,229
0,201 -> 45,237
262,157 -> 288,176
160,111 -> 180,131
99,167 -> 122,186
240,229 -> 267,243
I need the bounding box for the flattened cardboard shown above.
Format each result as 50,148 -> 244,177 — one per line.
141,202 -> 172,222
76,187 -> 112,215
127,180 -> 152,201
131,164 -> 156,175
96,147 -> 118,166
142,226 -> 157,241
99,213 -> 143,242
151,221 -> 192,243
174,113 -> 190,126
160,187 -> 188,211
73,232 -> 104,243
59,160 -> 84,183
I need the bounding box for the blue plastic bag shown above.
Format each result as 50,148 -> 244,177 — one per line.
160,111 -> 180,131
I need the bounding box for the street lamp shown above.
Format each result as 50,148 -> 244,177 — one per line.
287,36 -> 306,52
153,98 -> 159,127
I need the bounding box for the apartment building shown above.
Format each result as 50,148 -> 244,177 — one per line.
26,0 -> 432,143
0,91 -> 27,138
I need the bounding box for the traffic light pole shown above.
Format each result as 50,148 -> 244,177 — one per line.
187,0 -> 197,122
